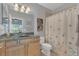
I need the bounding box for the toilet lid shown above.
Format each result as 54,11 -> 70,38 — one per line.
41,43 -> 52,50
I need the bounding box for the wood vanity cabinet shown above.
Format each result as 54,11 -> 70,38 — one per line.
6,44 -> 25,56
0,42 -> 5,56
0,36 -> 40,56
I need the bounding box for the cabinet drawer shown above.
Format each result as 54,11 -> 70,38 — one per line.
6,41 -> 17,48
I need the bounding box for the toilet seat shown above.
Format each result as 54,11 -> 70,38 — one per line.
41,43 -> 52,56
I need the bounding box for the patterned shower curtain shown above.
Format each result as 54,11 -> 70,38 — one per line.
45,6 -> 79,56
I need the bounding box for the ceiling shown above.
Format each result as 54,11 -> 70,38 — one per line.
6,3 -> 77,17
7,3 -> 53,17
39,3 -> 77,14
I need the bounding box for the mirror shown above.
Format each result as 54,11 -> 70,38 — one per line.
1,3 -> 34,37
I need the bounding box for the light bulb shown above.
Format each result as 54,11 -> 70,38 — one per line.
15,4 -> 18,8
20,5 -> 25,12
25,7 -> 31,13
14,4 -> 19,11
27,7 -> 31,12
25,10 -> 29,13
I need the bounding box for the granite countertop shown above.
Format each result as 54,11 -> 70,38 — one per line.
0,35 -> 35,43
0,32 -> 39,47
0,32 -> 38,44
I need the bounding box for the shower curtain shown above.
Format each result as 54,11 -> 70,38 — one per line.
45,6 -> 79,56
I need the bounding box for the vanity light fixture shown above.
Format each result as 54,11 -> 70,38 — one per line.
14,4 -> 31,13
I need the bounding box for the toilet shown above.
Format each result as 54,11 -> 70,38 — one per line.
40,37 -> 52,56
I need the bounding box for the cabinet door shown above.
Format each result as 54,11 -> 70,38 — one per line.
6,45 -> 25,56
0,42 -> 5,56
21,40 -> 28,56
28,39 -> 40,56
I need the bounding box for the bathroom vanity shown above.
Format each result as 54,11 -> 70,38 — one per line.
0,36 -> 40,56
0,3 -> 41,56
